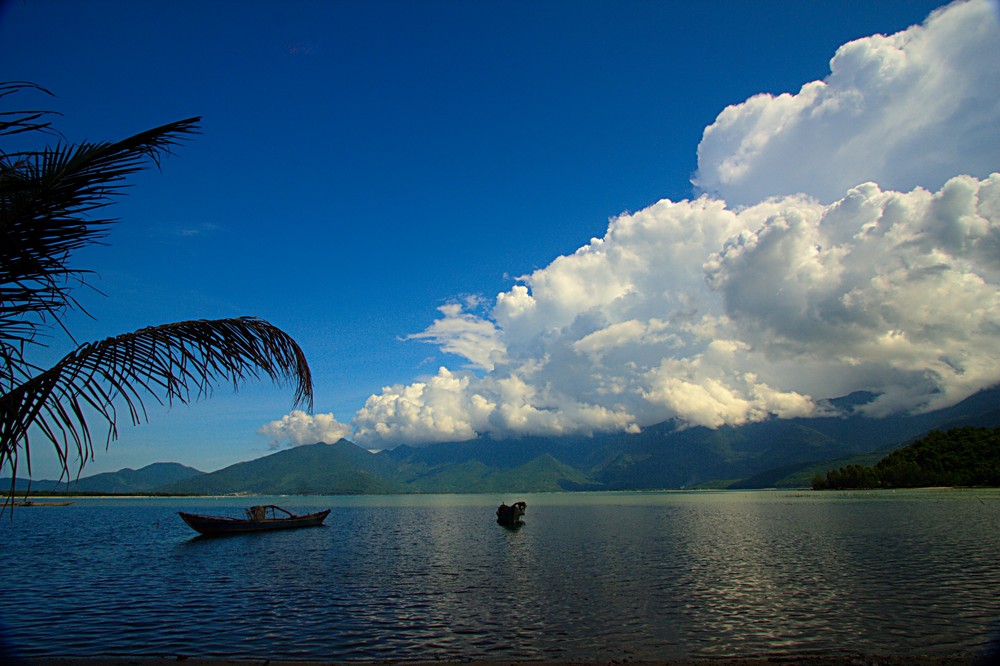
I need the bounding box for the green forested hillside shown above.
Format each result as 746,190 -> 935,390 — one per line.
812,426 -> 1000,489
162,439 -> 403,495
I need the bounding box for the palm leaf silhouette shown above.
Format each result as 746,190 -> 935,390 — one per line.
1,317 -> 312,482
1,83 -> 313,496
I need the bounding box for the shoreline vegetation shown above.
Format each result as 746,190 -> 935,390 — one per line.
12,483 -> 1000,500
812,426 -> 1000,491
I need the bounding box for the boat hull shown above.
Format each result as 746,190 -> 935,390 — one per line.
179,509 -> 330,536
14,501 -> 74,507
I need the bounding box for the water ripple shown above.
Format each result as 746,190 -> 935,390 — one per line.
3,490 -> 1000,661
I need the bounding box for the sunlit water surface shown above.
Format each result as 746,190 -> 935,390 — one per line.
3,490 -> 1000,661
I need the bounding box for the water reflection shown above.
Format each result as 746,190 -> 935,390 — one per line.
2,491 -> 1000,661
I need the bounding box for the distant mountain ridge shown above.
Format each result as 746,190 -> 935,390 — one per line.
7,387 -> 1000,495
6,462 -> 203,493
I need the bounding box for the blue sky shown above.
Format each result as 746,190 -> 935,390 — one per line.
3,0 -> 998,478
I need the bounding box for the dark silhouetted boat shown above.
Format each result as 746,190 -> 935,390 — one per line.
496,500 -> 526,527
178,504 -> 330,536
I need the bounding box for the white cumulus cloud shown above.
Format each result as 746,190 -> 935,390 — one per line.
352,367 -> 493,444
353,172 -> 1000,446
705,174 -> 1000,415
695,0 -> 1000,206
258,410 -> 353,448
265,0 -> 1000,448
350,171 -> 1000,446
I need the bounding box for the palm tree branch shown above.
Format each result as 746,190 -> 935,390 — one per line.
0,317 -> 313,482
0,82 -> 58,138
0,117 -> 201,350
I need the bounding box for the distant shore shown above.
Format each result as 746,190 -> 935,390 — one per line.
8,484 -> 1000,502
19,655 -> 986,666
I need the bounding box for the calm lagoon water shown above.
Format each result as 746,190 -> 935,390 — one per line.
3,489 -> 1000,661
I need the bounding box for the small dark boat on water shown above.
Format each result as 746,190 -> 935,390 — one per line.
178,505 -> 330,536
496,500 -> 526,527
14,500 -> 74,507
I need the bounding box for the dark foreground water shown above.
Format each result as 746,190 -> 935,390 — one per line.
3,490 -> 1000,661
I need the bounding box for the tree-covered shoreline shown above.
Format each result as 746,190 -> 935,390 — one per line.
812,426 -> 1000,490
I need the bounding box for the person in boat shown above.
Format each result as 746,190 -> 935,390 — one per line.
247,505 -> 267,521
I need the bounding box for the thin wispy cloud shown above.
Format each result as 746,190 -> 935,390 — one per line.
177,223 -> 221,237
151,222 -> 222,239
286,41 -> 318,56
405,303 -> 506,372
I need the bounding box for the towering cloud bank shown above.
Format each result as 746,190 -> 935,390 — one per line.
263,0 -> 1000,448
695,0 -> 1000,205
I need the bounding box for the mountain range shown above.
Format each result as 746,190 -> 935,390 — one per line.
7,388 -> 1000,495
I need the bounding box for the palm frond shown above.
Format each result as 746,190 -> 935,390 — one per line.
0,317 -> 313,482
0,116 -> 202,352
1,87 -> 315,505
0,82 -> 58,138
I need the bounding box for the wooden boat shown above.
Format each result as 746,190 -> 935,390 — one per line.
178,505 -> 330,536
14,500 -> 74,507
